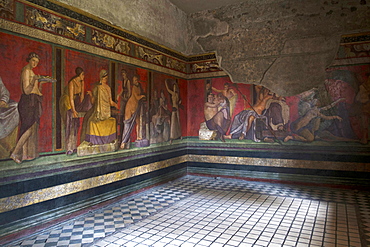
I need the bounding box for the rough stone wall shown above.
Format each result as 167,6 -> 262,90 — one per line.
55,0 -> 190,54
188,0 -> 370,96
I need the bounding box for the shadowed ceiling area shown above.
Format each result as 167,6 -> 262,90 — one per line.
168,0 -> 248,13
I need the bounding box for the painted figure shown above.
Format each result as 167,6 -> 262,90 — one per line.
324,70 -> 362,141
0,77 -> 19,159
258,94 -> 293,143
290,95 -> 344,143
225,85 -> 273,141
212,82 -> 238,117
264,95 -> 290,132
165,79 -> 182,143
356,74 -> 370,144
150,90 -> 170,143
59,67 -> 92,154
116,69 -> 131,125
204,93 -> 218,122
82,69 -> 118,145
204,93 -> 231,142
120,74 -> 146,149
205,80 -> 212,99
149,90 -> 159,120
11,52 -> 54,163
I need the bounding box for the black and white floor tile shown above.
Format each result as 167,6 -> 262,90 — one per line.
6,175 -> 370,247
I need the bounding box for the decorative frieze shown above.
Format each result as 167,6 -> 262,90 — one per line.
25,5 -> 86,41
0,0 -> 15,20
2,0 -> 221,75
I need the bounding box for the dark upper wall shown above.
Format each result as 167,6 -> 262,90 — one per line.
54,0 -> 370,96
188,0 -> 370,96
55,0 -> 192,55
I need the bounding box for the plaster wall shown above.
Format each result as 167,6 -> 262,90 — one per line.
189,0 -> 370,96
0,1 -> 369,242
55,0 -> 191,54
55,0 -> 370,96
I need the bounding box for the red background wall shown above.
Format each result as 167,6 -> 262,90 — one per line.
0,32 -> 53,152
187,77 -> 252,137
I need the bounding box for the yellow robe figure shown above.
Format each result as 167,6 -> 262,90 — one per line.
83,71 -> 117,145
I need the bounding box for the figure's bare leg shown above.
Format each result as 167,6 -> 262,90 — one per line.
247,116 -> 255,133
11,125 -> 35,163
24,125 -> 38,160
294,129 -> 314,142
239,133 -> 245,140
136,118 -> 141,140
213,113 -> 223,130
240,115 -> 255,140
283,135 -> 293,142
312,118 -> 321,133
263,137 -> 274,143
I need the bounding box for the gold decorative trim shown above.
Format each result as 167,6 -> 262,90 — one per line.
340,31 -> 370,45
0,18 -> 225,79
0,155 -> 187,213
187,71 -> 229,80
17,0 -> 186,58
1,153 -> 369,214
331,57 -> 370,66
0,18 -> 187,78
187,154 -> 370,172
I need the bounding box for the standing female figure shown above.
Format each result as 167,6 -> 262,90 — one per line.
120,75 -> 146,149
116,69 -> 131,124
11,52 -> 50,163
165,79 -> 182,143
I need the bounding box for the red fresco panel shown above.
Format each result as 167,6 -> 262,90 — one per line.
187,77 -> 252,137
0,32 -> 53,152
64,50 -> 110,145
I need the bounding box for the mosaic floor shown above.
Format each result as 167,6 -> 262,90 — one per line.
6,175 -> 370,247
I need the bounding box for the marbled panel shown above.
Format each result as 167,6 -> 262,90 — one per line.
0,155 -> 187,213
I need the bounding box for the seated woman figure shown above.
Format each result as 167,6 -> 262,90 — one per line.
0,77 -> 19,159
82,70 -> 118,145
59,67 -> 92,154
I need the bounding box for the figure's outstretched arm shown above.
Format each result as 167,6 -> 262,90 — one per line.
127,79 -> 132,99
318,111 -> 342,121
165,80 -> 173,95
116,88 -> 122,101
320,98 -> 345,111
205,102 -> 220,109
212,86 -> 221,93
229,88 -> 237,97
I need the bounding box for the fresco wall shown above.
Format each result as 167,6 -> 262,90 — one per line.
0,31 -> 191,161
0,9 -> 192,236
188,0 -> 370,96
0,24 -> 369,163
191,70 -> 369,145
0,0 -> 368,165
0,0 -> 369,243
188,34 -> 370,147
0,0 -> 222,164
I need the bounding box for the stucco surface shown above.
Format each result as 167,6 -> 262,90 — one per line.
55,0 -> 190,54
54,0 -> 370,96
189,0 -> 370,95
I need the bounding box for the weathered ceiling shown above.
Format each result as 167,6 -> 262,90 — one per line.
168,0 -> 248,14
173,0 -> 370,96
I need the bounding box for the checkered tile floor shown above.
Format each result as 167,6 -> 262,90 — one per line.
6,175 -> 370,247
